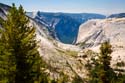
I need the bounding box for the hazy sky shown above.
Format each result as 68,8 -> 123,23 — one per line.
0,0 -> 125,15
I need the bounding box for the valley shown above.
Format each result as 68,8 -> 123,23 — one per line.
0,2 -> 125,83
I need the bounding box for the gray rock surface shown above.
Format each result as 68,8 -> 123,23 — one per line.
77,18 -> 125,66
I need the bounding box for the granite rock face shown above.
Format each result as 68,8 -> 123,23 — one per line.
76,18 -> 125,66
1,3 -> 125,82
0,3 -> 85,80
28,11 -> 105,44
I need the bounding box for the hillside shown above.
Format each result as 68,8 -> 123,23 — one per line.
0,3 -> 85,81
27,11 -> 106,44
1,2 -> 125,82
108,13 -> 125,18
76,18 -> 125,66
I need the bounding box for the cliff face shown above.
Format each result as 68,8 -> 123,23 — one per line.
77,18 -> 125,46
29,11 -> 105,44
0,3 -> 85,80
76,18 -> 125,65
1,3 -> 125,82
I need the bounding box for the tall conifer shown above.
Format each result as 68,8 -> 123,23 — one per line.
87,41 -> 116,83
0,4 -> 41,83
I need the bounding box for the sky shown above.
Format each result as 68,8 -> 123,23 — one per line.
0,0 -> 125,15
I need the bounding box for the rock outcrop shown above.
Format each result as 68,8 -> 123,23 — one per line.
0,3 -> 85,81
28,11 -> 105,44
76,18 -> 125,66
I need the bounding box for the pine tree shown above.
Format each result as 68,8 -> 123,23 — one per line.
0,40 -> 15,83
0,4 -> 42,83
87,41 -> 117,83
98,41 -> 116,83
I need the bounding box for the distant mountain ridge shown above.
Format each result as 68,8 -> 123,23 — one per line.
0,3 -> 10,19
27,11 -> 106,44
0,3 -> 85,80
108,13 -> 125,18
1,3 -> 125,81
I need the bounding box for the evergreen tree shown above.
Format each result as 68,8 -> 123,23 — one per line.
0,4 -> 41,83
0,40 -> 15,83
98,41 -> 116,83
87,41 -> 117,83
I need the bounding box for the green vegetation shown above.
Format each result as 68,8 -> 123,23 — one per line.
55,47 -> 78,57
56,48 -> 78,57
56,48 -> 65,54
116,61 -> 125,67
85,41 -> 125,83
0,4 -> 48,83
0,3 -> 79,83
97,41 -> 116,83
1,3 -> 125,83
86,42 -> 117,83
65,50 -> 78,57
76,42 -> 86,48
